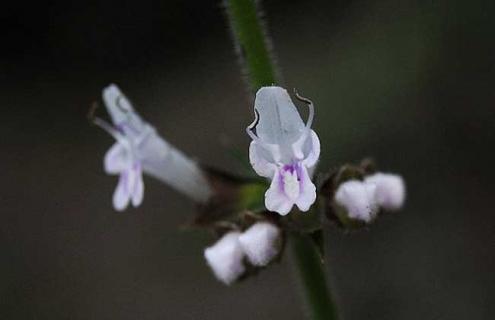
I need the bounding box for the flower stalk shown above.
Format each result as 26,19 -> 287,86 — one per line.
223,0 -> 338,318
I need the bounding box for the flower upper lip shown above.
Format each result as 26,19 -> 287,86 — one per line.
247,87 -> 315,165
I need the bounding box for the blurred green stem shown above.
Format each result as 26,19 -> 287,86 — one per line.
224,0 -> 338,318
290,233 -> 338,319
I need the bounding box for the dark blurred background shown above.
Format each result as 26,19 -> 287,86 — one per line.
1,0 -> 494,319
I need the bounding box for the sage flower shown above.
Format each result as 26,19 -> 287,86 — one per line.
95,84 -> 211,211
247,86 -> 320,215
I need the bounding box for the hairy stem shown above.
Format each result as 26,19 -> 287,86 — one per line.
224,0 -> 278,91
223,0 -> 338,318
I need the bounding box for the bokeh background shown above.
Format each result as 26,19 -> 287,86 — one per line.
1,0 -> 494,319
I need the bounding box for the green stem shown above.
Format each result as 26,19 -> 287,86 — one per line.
291,233 -> 338,320
224,0 -> 278,91
223,0 -> 338,319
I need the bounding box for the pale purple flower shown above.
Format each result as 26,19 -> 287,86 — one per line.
239,222 -> 281,266
104,139 -> 145,211
247,86 -> 320,215
334,180 -> 378,223
204,232 -> 245,285
96,84 -> 211,211
365,172 -> 406,211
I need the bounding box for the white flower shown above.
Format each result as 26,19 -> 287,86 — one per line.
239,222 -> 281,266
334,180 -> 378,223
204,232 -> 245,285
365,173 -> 405,211
95,84 -> 211,211
247,86 -> 320,215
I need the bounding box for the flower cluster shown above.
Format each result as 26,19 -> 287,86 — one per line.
204,222 -> 282,284
93,84 -> 406,284
320,159 -> 406,228
334,172 -> 406,223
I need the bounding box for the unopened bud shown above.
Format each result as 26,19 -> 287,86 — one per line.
365,173 -> 405,211
239,222 -> 281,266
334,180 -> 378,223
204,232 -> 245,285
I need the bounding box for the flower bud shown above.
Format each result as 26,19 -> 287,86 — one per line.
334,180 -> 378,223
204,232 -> 245,285
239,222 -> 281,266
364,173 -> 405,211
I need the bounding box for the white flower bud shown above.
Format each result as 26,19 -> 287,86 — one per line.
365,173 -> 405,211
334,180 -> 378,223
204,232 -> 245,285
239,222 -> 281,266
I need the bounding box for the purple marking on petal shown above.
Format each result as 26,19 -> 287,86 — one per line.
282,163 -> 299,174
297,162 -> 304,183
277,168 -> 285,193
266,159 -> 316,215
115,121 -> 142,136
282,164 -> 292,173
114,123 -> 126,134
